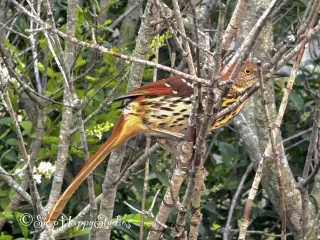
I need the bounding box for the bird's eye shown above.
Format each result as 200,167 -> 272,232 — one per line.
244,68 -> 252,75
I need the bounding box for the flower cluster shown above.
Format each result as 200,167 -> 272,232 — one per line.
33,162 -> 56,184
86,122 -> 114,139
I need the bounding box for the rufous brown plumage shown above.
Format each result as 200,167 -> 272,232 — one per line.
45,61 -> 262,223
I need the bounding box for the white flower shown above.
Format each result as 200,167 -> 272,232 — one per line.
34,174 -> 42,184
50,164 -> 56,173
33,162 -> 56,183
96,132 -> 102,140
287,34 -> 295,42
38,162 -> 53,173
18,115 -> 23,122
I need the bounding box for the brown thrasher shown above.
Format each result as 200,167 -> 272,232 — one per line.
45,61 -> 285,223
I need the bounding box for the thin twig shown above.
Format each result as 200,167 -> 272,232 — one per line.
283,128 -> 312,143
115,143 -> 160,185
257,61 -> 286,240
238,156 -> 267,240
140,137 -> 151,240
224,164 -> 253,240
152,18 -> 160,82
125,190 -> 170,231
28,8 -> 41,94
0,166 -> 33,205
221,0 -> 248,56
74,103 -> 98,230
53,195 -> 102,238
148,0 -> 197,237
71,71 -> 128,135
0,65 -> 42,215
231,229 -> 292,238
222,0 -> 280,80
109,3 -> 139,29
11,0 -> 211,86
284,138 -> 308,151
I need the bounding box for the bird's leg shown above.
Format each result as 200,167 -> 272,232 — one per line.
148,127 -> 184,139
157,138 -> 179,156
146,126 -> 184,156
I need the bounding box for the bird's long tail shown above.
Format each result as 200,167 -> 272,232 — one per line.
45,114 -> 139,223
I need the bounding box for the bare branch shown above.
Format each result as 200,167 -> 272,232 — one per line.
222,0 -> 248,55
11,0 -> 211,86
257,61 -> 286,239
140,137 -> 151,240
0,166 -> 33,205
223,163 -> 252,240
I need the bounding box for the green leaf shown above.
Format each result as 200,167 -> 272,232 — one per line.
237,219 -> 242,228
47,68 -> 55,80
93,89 -> 105,102
122,214 -> 151,227
9,90 -> 18,112
103,54 -> 116,65
203,202 -> 216,213
101,41 -> 112,48
290,91 -> 304,110
9,188 -> 16,200
0,149 -> 17,162
103,0 -> 120,11
223,180 -> 239,190
85,75 -> 100,84
75,56 -> 86,69
0,117 -> 12,125
16,16 -> 27,32
91,0 -> 101,12
20,121 -> 32,134
0,196 -> 10,210
86,89 -> 95,97
14,211 -> 29,238
210,223 -> 221,230
50,144 -> 58,155
67,227 -> 90,238
266,237 -> 275,240
77,5 -> 83,13
6,139 -> 19,146
103,19 -> 112,25
155,171 -> 169,187
5,150 -> 17,162
294,74 -> 305,86
217,142 -> 234,167
0,210 -> 14,219
0,234 -> 13,240
0,188 -> 9,197
75,89 -> 85,100
99,25 -> 114,32
36,148 -> 51,160
43,136 -> 59,145
37,62 -> 45,72
4,39 -> 15,53
16,57 -> 25,72
39,39 -> 47,50
0,128 -> 11,140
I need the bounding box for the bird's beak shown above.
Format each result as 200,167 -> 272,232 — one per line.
272,70 -> 290,78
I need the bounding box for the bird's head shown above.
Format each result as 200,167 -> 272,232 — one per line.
223,61 -> 288,93
222,61 -> 259,93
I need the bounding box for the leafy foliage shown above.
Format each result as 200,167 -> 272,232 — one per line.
0,0 -> 318,239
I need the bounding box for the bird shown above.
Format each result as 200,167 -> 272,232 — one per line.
45,61 -> 286,223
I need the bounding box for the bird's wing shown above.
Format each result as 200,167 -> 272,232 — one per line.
114,75 -> 194,101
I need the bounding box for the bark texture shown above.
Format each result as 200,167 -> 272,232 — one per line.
233,0 -> 303,237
